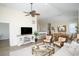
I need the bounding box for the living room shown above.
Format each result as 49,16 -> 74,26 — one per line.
0,3 -> 79,56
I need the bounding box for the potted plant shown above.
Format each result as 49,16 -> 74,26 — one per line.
76,26 -> 79,33
75,26 -> 79,42
34,31 -> 39,42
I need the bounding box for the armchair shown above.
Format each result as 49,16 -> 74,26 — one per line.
53,37 -> 66,47
43,35 -> 52,44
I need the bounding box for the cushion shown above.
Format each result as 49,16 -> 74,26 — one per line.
46,35 -> 52,40
54,41 -> 61,46
43,35 -> 52,42
58,37 -> 66,42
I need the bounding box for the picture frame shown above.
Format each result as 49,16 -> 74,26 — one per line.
57,25 -> 66,32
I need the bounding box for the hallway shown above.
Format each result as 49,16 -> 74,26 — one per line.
0,39 -> 9,48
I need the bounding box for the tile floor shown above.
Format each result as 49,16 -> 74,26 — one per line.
0,39 -> 60,56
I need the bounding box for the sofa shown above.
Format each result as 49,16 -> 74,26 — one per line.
53,41 -> 79,56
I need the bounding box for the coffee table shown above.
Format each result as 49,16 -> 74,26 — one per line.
32,44 -> 55,56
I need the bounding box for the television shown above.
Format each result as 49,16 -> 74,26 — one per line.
21,27 -> 32,35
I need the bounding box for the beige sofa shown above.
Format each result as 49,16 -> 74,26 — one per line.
53,41 -> 79,56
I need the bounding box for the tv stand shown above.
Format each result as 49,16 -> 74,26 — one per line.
17,35 -> 35,46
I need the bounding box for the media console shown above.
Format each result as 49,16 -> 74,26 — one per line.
17,32 -> 47,46
17,35 -> 35,46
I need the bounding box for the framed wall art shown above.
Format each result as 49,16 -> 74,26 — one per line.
57,25 -> 66,32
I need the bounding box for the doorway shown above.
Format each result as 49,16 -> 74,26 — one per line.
0,23 -> 10,48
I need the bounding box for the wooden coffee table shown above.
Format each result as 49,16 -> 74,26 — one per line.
32,44 -> 55,56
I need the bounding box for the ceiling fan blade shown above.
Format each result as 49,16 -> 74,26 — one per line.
30,11 -> 40,17
30,10 -> 40,14
35,13 -> 40,15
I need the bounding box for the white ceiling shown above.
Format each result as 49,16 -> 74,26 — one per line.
0,3 -> 79,23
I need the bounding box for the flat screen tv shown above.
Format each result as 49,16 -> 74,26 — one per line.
21,27 -> 32,35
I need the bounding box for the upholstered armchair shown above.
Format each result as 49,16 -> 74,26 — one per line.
53,37 -> 66,47
43,35 -> 52,44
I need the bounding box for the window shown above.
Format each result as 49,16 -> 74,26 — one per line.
69,23 -> 77,34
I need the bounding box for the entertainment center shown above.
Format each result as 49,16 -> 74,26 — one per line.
17,27 -> 35,46
17,27 -> 47,46
17,35 -> 35,46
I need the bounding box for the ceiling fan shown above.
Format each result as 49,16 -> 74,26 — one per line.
24,3 -> 40,17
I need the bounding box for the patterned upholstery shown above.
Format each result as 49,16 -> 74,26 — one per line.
43,35 -> 52,43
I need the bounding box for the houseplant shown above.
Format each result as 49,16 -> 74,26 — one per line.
34,31 -> 39,42
76,26 -> 79,33
75,26 -> 79,42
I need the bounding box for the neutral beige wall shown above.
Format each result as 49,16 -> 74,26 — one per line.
38,17 -> 77,34
37,20 -> 48,32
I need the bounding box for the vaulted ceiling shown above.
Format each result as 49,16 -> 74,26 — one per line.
0,3 -> 79,23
